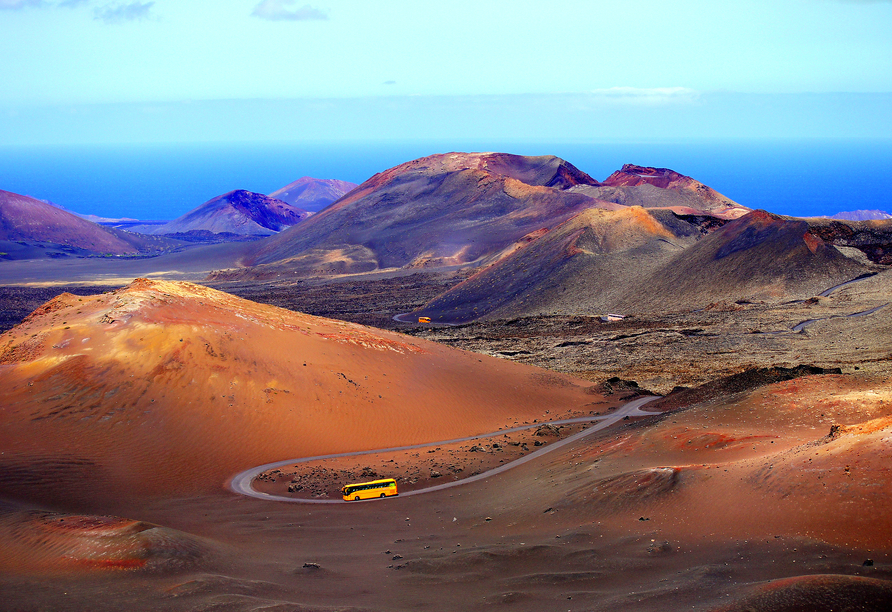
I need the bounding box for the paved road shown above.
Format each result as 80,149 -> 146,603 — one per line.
392,312 -> 457,326
792,302 -> 889,332
228,396 -> 661,504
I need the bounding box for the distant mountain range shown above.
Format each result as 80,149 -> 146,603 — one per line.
211,152 -> 750,281
4,153 -> 890,322
207,152 -> 891,320
829,210 -> 892,221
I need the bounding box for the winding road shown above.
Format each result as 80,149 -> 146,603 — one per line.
229,396 -> 661,504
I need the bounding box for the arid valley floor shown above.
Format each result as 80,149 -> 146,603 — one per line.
2,155 -> 892,611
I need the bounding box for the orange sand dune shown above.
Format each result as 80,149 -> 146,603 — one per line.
517,373 -> 892,549
0,279 -> 603,508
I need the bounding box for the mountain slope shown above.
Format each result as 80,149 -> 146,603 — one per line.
232,152 -> 603,277
571,164 -> 749,219
269,177 -> 358,212
0,279 -> 596,506
414,209 -> 873,321
0,189 -> 166,255
153,190 -> 310,236
415,206 -> 704,322
612,210 -> 870,311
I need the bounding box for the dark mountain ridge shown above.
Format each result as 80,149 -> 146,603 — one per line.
153,189 -> 309,236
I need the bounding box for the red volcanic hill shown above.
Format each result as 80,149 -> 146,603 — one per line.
0,189 -> 164,255
572,163 -> 749,220
0,279 -> 598,508
153,190 -> 310,236
269,176 -> 358,212
231,152 -> 604,277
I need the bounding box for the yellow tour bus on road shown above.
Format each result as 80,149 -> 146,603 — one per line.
342,478 -> 398,501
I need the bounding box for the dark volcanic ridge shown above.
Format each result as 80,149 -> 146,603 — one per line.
412,208 -> 874,322
153,189 -> 310,237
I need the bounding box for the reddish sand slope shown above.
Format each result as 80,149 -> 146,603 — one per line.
0,507 -> 207,573
518,373 -> 892,550
0,279 -> 600,507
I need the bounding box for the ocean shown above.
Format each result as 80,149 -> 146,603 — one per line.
1,138 -> 890,221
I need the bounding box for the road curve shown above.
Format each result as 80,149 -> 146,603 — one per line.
393,312 -> 458,326
228,396 -> 661,504
792,302 -> 889,333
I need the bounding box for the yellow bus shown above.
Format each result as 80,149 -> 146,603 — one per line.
342,478 -> 398,501
418,317 -> 431,323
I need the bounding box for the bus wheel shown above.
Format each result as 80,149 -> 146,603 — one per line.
380,493 -> 386,498
354,496 -> 360,501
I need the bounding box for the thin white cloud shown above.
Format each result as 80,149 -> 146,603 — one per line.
587,87 -> 700,105
93,1 -> 154,23
0,0 -> 43,9
57,0 -> 89,7
252,0 -> 327,21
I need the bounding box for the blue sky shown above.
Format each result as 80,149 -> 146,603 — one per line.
1,0 -> 891,143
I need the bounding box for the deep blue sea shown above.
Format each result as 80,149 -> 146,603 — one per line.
1,139 -> 889,220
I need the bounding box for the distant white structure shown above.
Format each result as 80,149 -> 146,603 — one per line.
601,313 -> 625,322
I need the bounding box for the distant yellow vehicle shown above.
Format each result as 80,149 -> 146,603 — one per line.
418,316 -> 431,323
342,478 -> 398,501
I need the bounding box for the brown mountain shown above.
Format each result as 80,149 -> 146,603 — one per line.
211,155 -> 754,282
153,190 -> 310,236
269,176 -> 358,212
571,163 -> 749,219
414,209 -> 872,321
614,209 -> 871,311
0,189 -> 167,256
415,206 -> 703,322
220,153 -> 605,278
